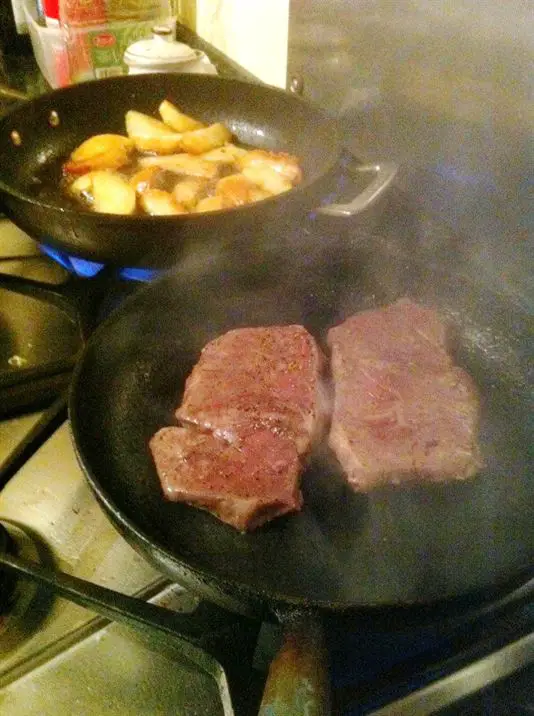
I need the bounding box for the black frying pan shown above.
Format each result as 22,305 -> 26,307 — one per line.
0,73 -> 396,269
68,217 -> 533,711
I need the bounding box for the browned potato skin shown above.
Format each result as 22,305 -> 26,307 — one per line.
68,172 -> 93,199
131,134 -> 185,155
249,187 -> 272,203
159,100 -> 204,132
201,143 -> 247,164
64,134 -> 133,175
178,123 -> 232,155
125,110 -> 184,154
242,165 -> 293,195
63,102 -> 304,216
238,149 -> 303,184
140,189 -> 187,216
173,177 -> 208,210
129,166 -> 160,195
194,195 -> 224,213
139,153 -> 219,179
215,174 -> 258,207
70,170 -> 137,215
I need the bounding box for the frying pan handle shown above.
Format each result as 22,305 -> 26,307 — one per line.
259,609 -> 330,716
0,546 -> 246,685
317,161 -> 399,217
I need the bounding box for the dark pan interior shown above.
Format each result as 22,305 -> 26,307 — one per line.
0,74 -> 342,266
0,73 -> 339,207
70,230 -> 533,611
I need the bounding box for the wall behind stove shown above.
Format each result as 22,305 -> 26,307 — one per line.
288,0 -> 533,301
184,0 -> 289,88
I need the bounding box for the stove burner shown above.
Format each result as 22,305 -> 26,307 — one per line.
119,266 -> 161,282
39,244 -> 159,283
39,244 -> 104,278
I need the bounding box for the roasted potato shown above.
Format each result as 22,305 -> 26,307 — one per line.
64,134 -> 133,174
238,149 -> 303,184
193,195 -> 224,213
249,187 -> 272,203
178,123 -> 232,155
139,189 -> 187,216
70,170 -> 136,215
125,110 -> 183,154
139,153 -> 218,179
129,166 -> 160,195
173,177 -> 208,209
68,172 -> 93,200
62,98 -> 303,216
201,143 -> 247,165
159,100 -> 204,132
215,174 -> 257,207
242,166 -> 293,195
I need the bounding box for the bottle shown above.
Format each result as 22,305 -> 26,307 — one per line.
42,0 -> 60,27
58,0 -> 174,84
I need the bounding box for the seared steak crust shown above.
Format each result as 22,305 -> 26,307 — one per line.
150,426 -> 302,532
176,325 -> 325,455
151,325 -> 324,531
328,299 -> 483,490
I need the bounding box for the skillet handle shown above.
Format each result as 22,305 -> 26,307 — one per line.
0,546 -> 248,679
259,609 -> 330,716
317,161 -> 398,217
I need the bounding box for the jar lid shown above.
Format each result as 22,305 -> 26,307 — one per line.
124,32 -> 201,68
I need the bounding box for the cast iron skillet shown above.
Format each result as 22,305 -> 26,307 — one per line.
68,223 -> 533,712
0,73 -> 396,269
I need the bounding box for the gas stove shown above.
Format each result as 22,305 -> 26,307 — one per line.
1,204 -> 534,715
0,220 -> 264,715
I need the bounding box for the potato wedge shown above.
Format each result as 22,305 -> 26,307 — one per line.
139,153 -> 218,179
173,177 -> 208,209
242,166 -> 293,195
238,149 -> 303,184
140,189 -> 187,216
125,110 -> 183,154
215,173 -> 257,207
201,143 -> 247,165
178,123 -> 232,155
129,166 -> 160,195
70,170 -> 136,215
249,187 -> 272,203
64,133 -> 133,174
159,99 -> 204,132
92,171 -> 136,215
70,134 -> 132,163
68,172 -> 94,201
194,195 -> 224,213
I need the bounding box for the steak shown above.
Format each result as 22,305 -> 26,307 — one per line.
328,299 -> 483,490
176,325 -> 326,456
151,325 -> 325,531
150,426 -> 302,532
329,298 -> 452,371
